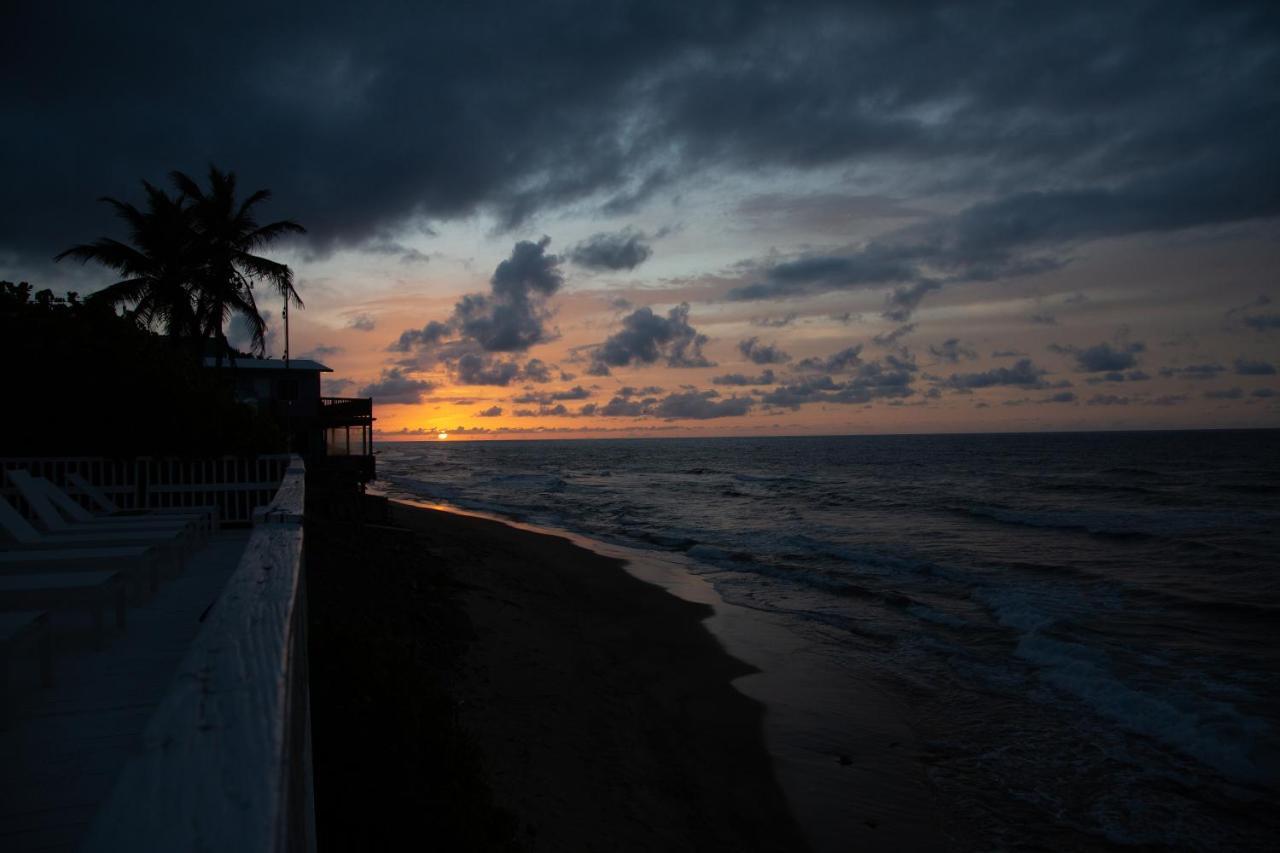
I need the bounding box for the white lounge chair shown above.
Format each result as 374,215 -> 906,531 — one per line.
66,472 -> 219,532
0,495 -> 184,578
23,474 -> 207,547
4,472 -> 194,558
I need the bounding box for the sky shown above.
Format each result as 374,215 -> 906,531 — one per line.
5,1 -> 1279,439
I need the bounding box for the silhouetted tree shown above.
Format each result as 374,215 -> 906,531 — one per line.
56,165 -> 304,359
171,166 -> 306,359
55,182 -> 202,343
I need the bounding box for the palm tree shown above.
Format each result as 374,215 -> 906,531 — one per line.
55,182 -> 202,342
170,166 -> 306,360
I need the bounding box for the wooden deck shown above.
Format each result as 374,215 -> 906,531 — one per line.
0,530 -> 250,851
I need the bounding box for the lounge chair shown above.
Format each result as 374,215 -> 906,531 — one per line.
0,495 -> 184,579
23,474 -> 207,547
4,472 -> 194,558
0,571 -> 126,650
0,610 -> 53,728
66,472 -> 219,532
0,545 -> 161,595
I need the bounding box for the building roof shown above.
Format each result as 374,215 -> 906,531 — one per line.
201,357 -> 333,372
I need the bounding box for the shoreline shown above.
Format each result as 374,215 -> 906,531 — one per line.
383,496 -> 947,852
306,498 -> 811,851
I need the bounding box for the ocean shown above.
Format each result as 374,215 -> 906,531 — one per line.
373,430 -> 1279,850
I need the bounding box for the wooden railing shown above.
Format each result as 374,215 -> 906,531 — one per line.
318,396 -> 373,422
0,455 -> 293,525
82,457 -> 314,852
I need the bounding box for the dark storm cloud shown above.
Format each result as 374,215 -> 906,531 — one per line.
9,1 -> 1276,288
569,229 -> 653,271
1051,341 -> 1145,372
358,368 -> 435,404
944,359 -> 1049,390
712,369 -> 776,386
1234,357 -> 1277,375
737,337 -> 791,365
590,303 -> 711,373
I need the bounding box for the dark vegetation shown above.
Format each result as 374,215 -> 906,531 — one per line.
2,165 -> 304,457
304,496 -> 519,851
1,280 -> 284,456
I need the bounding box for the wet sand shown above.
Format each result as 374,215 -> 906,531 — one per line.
306,499 -> 807,852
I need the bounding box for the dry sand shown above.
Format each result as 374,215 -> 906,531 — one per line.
307,499 -> 807,852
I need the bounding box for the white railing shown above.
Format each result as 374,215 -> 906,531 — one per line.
81,457 -> 315,853
0,455 -> 293,525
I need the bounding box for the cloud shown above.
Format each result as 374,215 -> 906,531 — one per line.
590,302 -> 711,373
346,313 -> 377,332
389,237 -> 564,359
712,369 -> 776,386
1051,341 -> 1145,372
794,345 -> 863,373
451,354 -> 556,386
929,338 -> 976,363
1242,315 -> 1280,331
476,405 -> 503,417
1234,357 -> 1276,375
760,359 -> 914,409
653,390 -> 753,420
323,377 -> 354,395
1203,387 -> 1243,400
752,313 -> 797,328
1041,391 -> 1076,403
569,228 -> 653,271
944,359 -> 1049,389
1085,369 -> 1150,384
737,337 -> 791,365
358,367 -> 436,404
512,385 -> 592,404
8,2 -> 1279,283
388,320 -> 451,352
1158,363 -> 1225,380
300,343 -> 343,358
872,323 -> 915,346
458,237 -> 564,351
1030,313 -> 1057,326
513,403 -> 570,417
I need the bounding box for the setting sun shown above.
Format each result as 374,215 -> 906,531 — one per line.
437,432 -> 448,440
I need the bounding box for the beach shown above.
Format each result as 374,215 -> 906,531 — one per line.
305,499 -> 808,852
